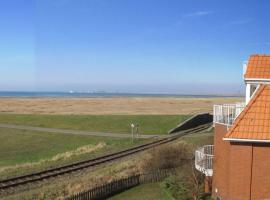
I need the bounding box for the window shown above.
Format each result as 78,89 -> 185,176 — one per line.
250,84 -> 258,98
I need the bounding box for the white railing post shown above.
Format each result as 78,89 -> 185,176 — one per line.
213,103 -> 245,126
195,145 -> 214,176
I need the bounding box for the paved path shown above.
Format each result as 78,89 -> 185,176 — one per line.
0,123 -> 167,139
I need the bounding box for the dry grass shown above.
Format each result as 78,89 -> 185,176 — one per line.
0,142 -> 106,173
139,141 -> 192,172
0,97 -> 243,115
1,155 -> 141,200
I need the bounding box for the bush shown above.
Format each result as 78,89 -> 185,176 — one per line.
140,141 -> 207,200
140,142 -> 192,172
162,163 -> 205,200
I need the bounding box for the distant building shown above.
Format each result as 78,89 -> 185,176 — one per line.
195,54 -> 270,200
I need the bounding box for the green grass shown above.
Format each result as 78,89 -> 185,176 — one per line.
0,128 -> 149,178
182,129 -> 214,146
0,114 -> 190,135
109,182 -> 175,200
0,113 -> 190,178
0,128 -> 147,166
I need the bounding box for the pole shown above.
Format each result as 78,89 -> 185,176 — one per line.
131,123 -> 134,143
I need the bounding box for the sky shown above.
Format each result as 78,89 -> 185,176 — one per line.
0,0 -> 270,95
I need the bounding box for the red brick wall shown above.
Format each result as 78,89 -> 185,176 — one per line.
212,123 -> 231,199
251,144 -> 270,200
212,124 -> 270,200
228,143 -> 252,200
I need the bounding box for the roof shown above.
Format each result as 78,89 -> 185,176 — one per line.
244,54 -> 270,80
224,84 -> 270,142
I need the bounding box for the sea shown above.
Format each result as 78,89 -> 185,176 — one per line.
0,91 -> 243,98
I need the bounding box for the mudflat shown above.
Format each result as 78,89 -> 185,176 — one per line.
0,97 -> 243,115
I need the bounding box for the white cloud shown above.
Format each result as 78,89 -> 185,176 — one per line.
183,11 -> 212,18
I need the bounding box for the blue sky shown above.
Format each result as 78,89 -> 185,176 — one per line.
0,0 -> 270,94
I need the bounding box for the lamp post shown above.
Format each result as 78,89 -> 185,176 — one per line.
131,123 -> 135,143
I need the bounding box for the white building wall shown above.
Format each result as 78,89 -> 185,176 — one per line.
246,83 -> 251,105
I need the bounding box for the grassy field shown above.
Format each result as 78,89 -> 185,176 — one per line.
109,182 -> 175,200
0,113 -> 190,179
0,127 -> 149,178
0,129 -> 214,200
0,97 -> 243,115
0,128 -> 144,166
0,114 -> 190,135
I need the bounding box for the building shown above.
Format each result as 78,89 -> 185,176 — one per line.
195,54 -> 270,200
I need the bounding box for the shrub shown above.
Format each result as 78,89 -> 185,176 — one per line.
140,142 -> 192,172
162,162 -> 205,200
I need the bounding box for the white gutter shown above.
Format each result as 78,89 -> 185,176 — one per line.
223,138 -> 270,143
245,78 -> 270,84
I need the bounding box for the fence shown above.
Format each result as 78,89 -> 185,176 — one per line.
65,169 -> 176,200
213,103 -> 245,126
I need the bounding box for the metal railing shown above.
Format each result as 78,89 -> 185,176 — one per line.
213,103 -> 245,126
195,145 -> 214,176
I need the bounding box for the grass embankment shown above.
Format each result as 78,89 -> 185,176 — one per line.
0,128 -> 148,178
182,129 -> 214,146
0,114 -> 190,135
109,182 -> 174,200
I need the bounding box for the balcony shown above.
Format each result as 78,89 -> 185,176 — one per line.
213,103 -> 245,126
195,145 -> 214,176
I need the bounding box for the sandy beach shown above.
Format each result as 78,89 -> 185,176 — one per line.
0,97 -> 243,115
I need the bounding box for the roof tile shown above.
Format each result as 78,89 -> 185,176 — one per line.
224,85 -> 270,141
244,55 -> 270,79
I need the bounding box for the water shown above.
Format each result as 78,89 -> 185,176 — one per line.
0,91 -> 242,98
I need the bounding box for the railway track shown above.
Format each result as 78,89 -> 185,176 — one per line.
0,123 -> 211,192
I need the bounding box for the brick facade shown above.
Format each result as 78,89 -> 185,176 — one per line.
212,123 -> 270,200
251,144 -> 270,200
212,123 -> 231,199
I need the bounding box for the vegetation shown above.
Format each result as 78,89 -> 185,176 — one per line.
0,111 -> 213,200
0,152 -> 144,200
109,182 -> 175,200
182,129 -> 214,146
108,130 -> 214,200
162,165 -> 204,200
0,129 -> 214,200
0,128 -> 148,178
140,142 -> 192,172
138,140 -> 205,200
0,114 -> 190,135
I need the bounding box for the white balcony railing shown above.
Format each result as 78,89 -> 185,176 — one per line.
195,145 -> 214,176
213,103 -> 245,126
